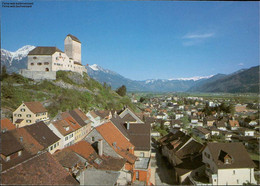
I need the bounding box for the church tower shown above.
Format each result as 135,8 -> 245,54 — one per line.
64,34 -> 81,63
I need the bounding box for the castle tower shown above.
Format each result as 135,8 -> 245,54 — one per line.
64,34 -> 81,63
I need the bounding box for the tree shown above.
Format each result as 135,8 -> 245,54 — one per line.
139,97 -> 146,103
116,85 -> 126,97
1,65 -> 8,80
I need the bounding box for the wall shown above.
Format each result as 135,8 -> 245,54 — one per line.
28,55 -> 52,71
134,150 -> 151,158
218,168 -> 256,185
20,69 -> 56,80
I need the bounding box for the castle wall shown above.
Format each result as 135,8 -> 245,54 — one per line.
20,69 -> 56,80
28,55 -> 52,71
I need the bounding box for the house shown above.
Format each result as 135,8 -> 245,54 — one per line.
20,34 -> 87,80
175,111 -> 184,120
13,101 -> 49,128
204,116 -> 216,127
215,120 -> 227,131
202,142 -> 257,185
48,117 -> 76,148
190,116 -> 198,124
118,107 -> 144,123
193,126 -> 211,140
1,122 -> 60,171
159,131 -> 204,184
24,121 -> 60,154
238,128 -> 255,137
1,152 -> 79,185
87,111 -> 102,128
84,122 -> 137,183
228,119 -> 240,130
159,131 -> 204,167
1,118 -> 15,132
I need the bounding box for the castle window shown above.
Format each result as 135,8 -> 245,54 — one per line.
44,62 -> 49,65
37,63 -> 42,65
26,114 -> 31,118
18,114 -> 22,117
31,63 -> 34,65
33,57 -> 37,59
21,108 -> 25,112
26,120 -> 31,123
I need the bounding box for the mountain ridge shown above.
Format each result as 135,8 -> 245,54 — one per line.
1,46 -> 258,93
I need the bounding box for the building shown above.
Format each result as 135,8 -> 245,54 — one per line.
20,34 -> 87,80
1,152 -> 79,185
202,142 -> 257,185
1,118 -> 16,132
13,101 -> 49,128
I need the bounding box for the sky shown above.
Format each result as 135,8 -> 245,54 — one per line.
1,1 -> 259,80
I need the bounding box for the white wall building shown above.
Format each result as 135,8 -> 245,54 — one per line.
20,34 -> 87,80
202,142 -> 256,185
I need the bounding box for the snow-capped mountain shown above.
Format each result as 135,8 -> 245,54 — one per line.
1,45 -> 35,72
169,75 -> 214,81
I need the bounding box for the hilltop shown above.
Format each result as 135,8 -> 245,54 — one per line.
1,71 -> 136,118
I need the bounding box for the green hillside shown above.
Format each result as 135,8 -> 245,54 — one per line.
1,71 -> 136,118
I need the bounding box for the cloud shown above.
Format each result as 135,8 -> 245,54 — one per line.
183,33 -> 215,39
238,63 -> 244,66
182,32 -> 215,46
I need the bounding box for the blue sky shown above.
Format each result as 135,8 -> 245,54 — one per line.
2,1 -> 259,80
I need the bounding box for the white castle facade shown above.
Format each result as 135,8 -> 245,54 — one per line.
20,34 -> 87,80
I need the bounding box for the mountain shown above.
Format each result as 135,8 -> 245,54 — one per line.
1,46 -> 258,93
188,66 -> 259,93
1,45 -> 35,73
86,64 -> 215,92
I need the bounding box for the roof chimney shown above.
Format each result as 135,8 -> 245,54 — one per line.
98,139 -> 103,156
127,122 -> 130,130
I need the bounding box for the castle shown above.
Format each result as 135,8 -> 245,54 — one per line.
20,34 -> 87,80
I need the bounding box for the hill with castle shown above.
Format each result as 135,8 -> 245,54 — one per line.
20,34 -> 87,80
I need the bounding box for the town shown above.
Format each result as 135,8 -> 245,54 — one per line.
1,91 -> 259,185
1,2 -> 259,185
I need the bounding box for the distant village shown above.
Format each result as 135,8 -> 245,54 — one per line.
1,92 -> 259,185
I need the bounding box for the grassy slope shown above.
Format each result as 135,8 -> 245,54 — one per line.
1,71 -> 136,118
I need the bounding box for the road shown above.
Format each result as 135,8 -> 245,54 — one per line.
151,141 -> 177,185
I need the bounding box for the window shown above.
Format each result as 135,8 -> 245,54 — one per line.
14,114 -> 17,116
33,56 -> 37,59
21,108 -> 25,112
26,114 -> 31,118
136,171 -> 139,180
57,142 -> 59,146
18,151 -> 22,156
233,170 -> 235,175
31,63 -> 34,65
140,152 -> 144,157
54,144 -> 56,148
50,146 -> 53,151
26,120 -> 31,123
92,137 -> 95,142
18,114 -> 22,117
65,136 -> 68,141
37,62 -> 42,65
44,62 -> 49,65
237,179 -> 239,184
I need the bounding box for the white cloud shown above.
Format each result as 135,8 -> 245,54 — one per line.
183,33 -> 215,39
238,63 -> 244,66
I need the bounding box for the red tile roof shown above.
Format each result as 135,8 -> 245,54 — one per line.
52,119 -> 75,136
229,120 -> 240,127
11,128 -> 44,155
1,118 -> 15,131
96,122 -> 137,164
1,152 -> 79,185
68,141 -> 96,161
64,116 -> 81,131
24,102 -> 47,114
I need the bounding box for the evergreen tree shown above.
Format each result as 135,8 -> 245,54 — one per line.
116,85 -> 126,96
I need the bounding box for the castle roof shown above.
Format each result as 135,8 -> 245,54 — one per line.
67,34 -> 81,43
28,47 -> 63,55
